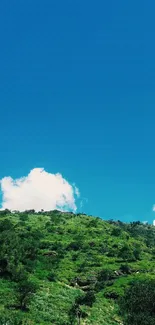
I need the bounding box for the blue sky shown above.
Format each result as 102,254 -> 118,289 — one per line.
0,0 -> 155,223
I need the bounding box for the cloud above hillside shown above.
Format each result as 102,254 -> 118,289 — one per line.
152,205 -> 155,225
0,168 -> 79,212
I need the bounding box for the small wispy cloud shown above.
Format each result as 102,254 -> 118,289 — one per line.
0,168 -> 80,212
152,205 -> 155,225
80,197 -> 88,209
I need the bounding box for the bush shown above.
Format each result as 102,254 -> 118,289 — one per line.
120,264 -> 132,274
47,271 -> 56,282
76,291 -> 96,307
111,227 -> 122,236
95,269 -> 114,291
118,244 -> 134,261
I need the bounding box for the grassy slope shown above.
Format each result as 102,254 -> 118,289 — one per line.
0,211 -> 155,324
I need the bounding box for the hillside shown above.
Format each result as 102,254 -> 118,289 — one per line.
0,209 -> 155,324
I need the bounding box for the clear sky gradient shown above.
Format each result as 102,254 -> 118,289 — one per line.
0,1 -> 155,223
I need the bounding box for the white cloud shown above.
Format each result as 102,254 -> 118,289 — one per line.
152,205 -> 155,226
0,168 -> 80,212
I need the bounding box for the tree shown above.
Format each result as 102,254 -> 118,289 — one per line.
69,295 -> 88,325
111,227 -> 122,236
133,244 -> 141,260
96,269 -> 114,291
118,244 -> 134,261
16,278 -> 38,310
119,279 -> 155,325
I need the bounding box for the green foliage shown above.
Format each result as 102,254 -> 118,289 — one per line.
119,278 -> 155,325
16,277 -> 38,310
0,210 -> 154,324
111,227 -> 122,237
118,244 -> 135,261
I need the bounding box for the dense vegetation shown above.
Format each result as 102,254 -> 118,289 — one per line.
0,209 -> 155,324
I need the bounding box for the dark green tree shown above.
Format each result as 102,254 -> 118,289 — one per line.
119,279 -> 155,325
16,278 -> 38,310
118,244 -> 134,261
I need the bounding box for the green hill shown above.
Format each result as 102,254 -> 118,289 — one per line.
0,209 -> 155,324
